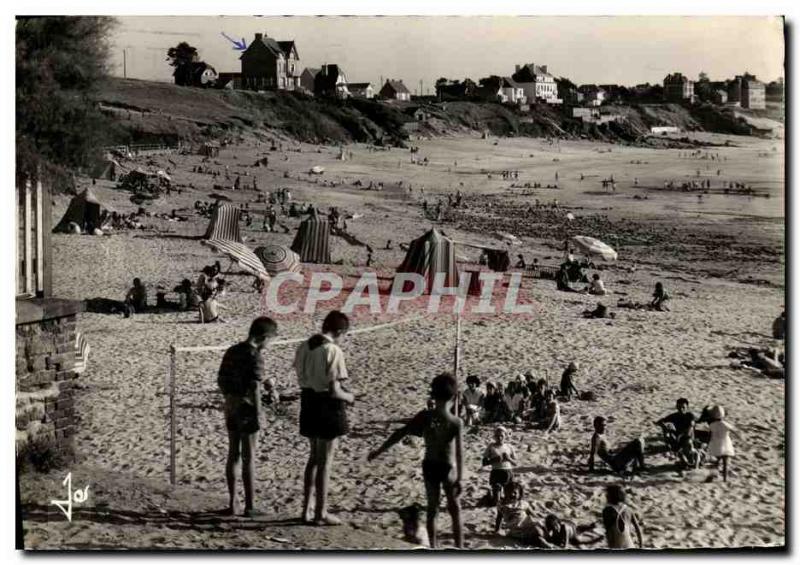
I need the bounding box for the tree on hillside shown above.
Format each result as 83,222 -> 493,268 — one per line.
16,16 -> 116,187
167,42 -> 199,86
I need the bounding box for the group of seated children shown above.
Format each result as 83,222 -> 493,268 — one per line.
654,399 -> 738,481
460,363 -> 583,430
369,371 -> 643,549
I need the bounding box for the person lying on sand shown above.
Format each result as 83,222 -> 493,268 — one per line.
589,416 -> 646,476
602,485 -> 644,549
368,372 -> 464,549
493,481 -> 553,548
582,303 -> 615,319
482,426 -> 517,507
543,514 -> 603,548
654,398 -> 696,452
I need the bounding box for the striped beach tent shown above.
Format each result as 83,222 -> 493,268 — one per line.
203,203 -> 242,242
254,245 -> 302,276
202,239 -> 269,280
396,228 -> 459,294
291,213 -> 331,263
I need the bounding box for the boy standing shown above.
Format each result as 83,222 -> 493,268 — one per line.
368,373 -> 464,549
482,426 -> 517,506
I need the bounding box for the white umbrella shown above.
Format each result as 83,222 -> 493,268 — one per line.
571,235 -> 618,261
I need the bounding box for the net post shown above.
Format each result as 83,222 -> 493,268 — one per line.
169,345 -> 177,486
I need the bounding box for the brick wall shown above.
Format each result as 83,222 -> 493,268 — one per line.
16,299 -> 82,457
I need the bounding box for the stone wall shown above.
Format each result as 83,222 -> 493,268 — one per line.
16,299 -> 82,457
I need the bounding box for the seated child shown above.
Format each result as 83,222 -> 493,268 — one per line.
494,481 -> 553,548
649,282 -> 670,311
589,416 -> 646,476
482,382 -> 505,423
460,375 -> 484,426
543,514 -> 603,548
368,373 -> 464,549
655,398 -> 696,452
677,435 -> 706,470
559,362 -> 580,401
540,390 -> 561,433
124,278 -> 148,317
587,274 -> 607,296
482,426 -> 517,506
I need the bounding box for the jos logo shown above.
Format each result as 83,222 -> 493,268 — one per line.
50,472 -> 90,522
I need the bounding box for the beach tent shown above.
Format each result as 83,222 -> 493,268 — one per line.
89,155 -> 119,181
291,212 -> 331,263
571,235 -> 618,261
53,189 -> 112,233
203,203 -> 242,242
202,240 -> 269,280
255,245 -> 302,276
396,228 -> 459,293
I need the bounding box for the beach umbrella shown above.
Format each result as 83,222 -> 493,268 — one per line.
254,245 -> 302,276
310,166 -> 325,175
202,239 -> 269,279
565,212 -> 575,221
571,235 -> 618,261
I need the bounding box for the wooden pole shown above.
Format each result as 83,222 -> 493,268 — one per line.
169,345 -> 176,486
453,312 -> 461,414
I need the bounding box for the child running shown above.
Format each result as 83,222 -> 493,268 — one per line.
368,372 -> 464,548
482,426 -> 517,506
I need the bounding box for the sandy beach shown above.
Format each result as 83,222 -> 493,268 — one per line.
20,131 -> 785,550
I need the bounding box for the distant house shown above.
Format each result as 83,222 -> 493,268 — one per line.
766,78 -> 784,102
511,63 -> 561,104
379,79 -> 411,101
314,64 -> 350,98
405,106 -> 429,122
727,74 -> 766,109
435,79 -> 476,101
572,107 -> 621,125
476,76 -> 507,103
578,84 -> 606,107
556,78 -> 578,106
347,82 -> 375,99
711,89 -> 728,105
502,77 -> 526,105
663,73 -> 695,103
239,32 -> 301,91
174,61 -> 217,88
299,67 -> 319,94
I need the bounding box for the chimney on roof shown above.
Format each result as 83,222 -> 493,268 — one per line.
515,64 -> 520,72
541,65 -> 547,73
255,33 -> 263,41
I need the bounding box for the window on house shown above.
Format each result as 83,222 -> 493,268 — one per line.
16,176 -> 45,298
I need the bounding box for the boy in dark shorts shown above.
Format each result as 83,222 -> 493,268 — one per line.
368,372 -> 464,548
482,426 -> 517,506
217,316 -> 278,517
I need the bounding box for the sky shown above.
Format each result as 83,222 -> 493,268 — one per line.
110,16 -> 785,91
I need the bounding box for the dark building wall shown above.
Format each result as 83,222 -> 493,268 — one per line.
16,300 -> 81,458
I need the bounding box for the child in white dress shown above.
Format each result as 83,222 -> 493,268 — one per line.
707,405 -> 738,482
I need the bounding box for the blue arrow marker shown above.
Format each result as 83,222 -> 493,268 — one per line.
221,32 -> 247,51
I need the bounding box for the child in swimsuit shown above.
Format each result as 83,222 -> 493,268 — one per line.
482,426 -> 517,506
369,372 -> 464,549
